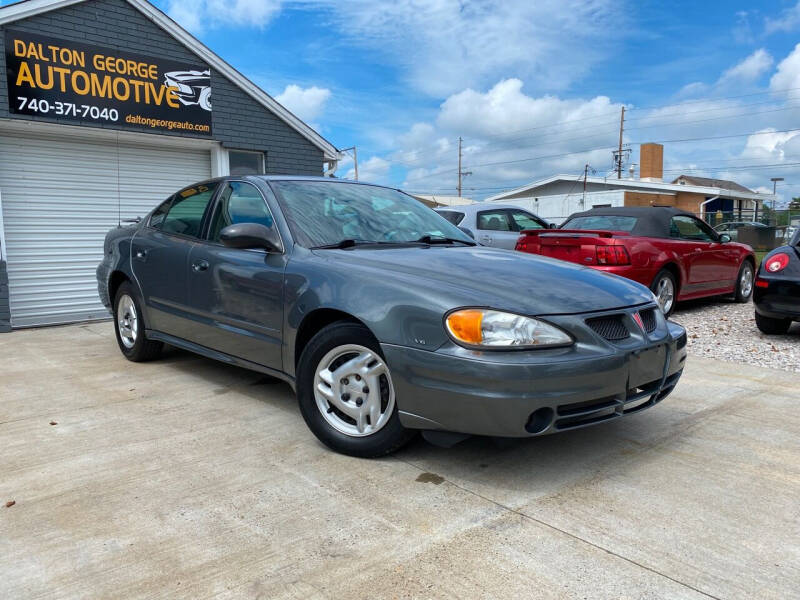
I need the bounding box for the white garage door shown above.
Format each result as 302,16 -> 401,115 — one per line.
0,131 -> 212,327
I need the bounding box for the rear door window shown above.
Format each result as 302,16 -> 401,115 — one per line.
160,182 -> 219,238
477,210 -> 512,231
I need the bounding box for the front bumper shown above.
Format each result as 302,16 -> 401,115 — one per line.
383,318 -> 686,438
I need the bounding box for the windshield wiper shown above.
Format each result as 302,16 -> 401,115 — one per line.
414,235 -> 476,246
310,239 -> 399,249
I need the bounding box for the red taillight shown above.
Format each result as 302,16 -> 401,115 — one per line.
515,237 -> 529,252
765,253 -> 790,273
596,245 -> 631,265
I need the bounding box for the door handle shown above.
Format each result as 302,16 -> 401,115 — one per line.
191,260 -> 209,272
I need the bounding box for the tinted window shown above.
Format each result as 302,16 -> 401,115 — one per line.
509,209 -> 544,231
562,215 -> 638,232
477,210 -> 512,231
149,197 -> 172,229
208,182 -> 275,242
270,181 -> 471,248
670,216 -> 713,242
161,183 -> 219,238
437,210 -> 465,225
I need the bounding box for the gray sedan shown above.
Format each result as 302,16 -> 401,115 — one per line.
98,177 -> 686,457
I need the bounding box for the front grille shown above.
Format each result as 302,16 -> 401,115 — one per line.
586,315 -> 629,341
639,308 -> 657,334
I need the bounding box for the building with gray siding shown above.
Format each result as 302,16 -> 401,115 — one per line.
0,0 -> 338,329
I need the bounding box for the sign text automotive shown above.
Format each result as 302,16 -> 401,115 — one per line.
5,30 -> 212,135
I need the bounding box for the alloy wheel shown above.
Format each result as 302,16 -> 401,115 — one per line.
117,294 -> 138,349
740,264 -> 754,297
656,277 -> 675,314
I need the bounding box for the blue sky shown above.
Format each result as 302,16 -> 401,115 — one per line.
13,0 -> 800,201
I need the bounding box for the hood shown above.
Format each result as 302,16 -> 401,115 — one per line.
312,245 -> 653,315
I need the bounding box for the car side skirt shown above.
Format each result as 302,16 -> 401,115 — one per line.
146,329 -> 296,389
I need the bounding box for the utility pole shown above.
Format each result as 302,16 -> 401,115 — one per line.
616,106 -> 625,179
457,137 -> 472,197
340,146 -> 358,181
583,164 -> 589,205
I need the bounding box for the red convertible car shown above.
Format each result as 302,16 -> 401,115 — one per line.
515,207 -> 755,315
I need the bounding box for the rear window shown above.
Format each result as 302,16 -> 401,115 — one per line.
436,210 -> 465,225
562,215 -> 638,232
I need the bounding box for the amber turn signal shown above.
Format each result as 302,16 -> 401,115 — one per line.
446,310 -> 484,345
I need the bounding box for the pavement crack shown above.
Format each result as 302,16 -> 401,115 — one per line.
397,457 -> 725,600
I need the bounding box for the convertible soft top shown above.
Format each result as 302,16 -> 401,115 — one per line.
563,206 -> 697,238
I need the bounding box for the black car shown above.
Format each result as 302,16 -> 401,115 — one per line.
754,229 -> 800,334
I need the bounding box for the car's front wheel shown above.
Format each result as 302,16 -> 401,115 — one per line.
734,261 -> 755,303
755,312 -> 792,335
296,321 -> 414,457
113,282 -> 163,362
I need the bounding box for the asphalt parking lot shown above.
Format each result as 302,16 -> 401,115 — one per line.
2,322 -> 798,599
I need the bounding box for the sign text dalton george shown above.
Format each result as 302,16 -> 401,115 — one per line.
5,30 -> 212,135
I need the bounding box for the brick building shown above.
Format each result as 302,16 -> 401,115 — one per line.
486,143 -> 774,225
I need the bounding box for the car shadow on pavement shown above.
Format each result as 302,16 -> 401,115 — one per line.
153,345 -> 694,487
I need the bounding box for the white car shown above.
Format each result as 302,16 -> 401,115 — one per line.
435,202 -> 551,249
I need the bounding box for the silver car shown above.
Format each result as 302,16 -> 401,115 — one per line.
436,202 -> 551,249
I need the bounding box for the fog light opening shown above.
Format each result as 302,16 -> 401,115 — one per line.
525,407 -> 554,434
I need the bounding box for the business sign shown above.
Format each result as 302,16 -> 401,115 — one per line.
5,30 -> 212,136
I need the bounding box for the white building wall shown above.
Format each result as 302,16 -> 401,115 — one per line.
496,190 -> 627,224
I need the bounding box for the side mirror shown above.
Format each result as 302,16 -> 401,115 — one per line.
548,223 -> 557,229
220,223 -> 283,253
458,226 -> 475,239
719,234 -> 731,243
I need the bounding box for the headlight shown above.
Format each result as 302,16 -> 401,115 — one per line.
445,309 -> 572,349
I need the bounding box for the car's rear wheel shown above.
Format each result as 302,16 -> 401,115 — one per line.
755,312 -> 791,335
651,269 -> 677,316
296,321 -> 414,457
114,282 -> 163,362
734,261 -> 754,302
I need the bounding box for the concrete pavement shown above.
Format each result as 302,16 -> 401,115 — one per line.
1,322 -> 798,599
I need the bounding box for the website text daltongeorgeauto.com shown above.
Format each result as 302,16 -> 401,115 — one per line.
125,114 -> 211,132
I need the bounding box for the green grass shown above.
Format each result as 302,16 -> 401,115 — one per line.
753,250 -> 768,266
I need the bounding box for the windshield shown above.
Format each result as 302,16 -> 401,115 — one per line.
270,181 -> 474,248
562,215 -> 638,232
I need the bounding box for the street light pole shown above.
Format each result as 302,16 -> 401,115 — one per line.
770,177 -> 784,223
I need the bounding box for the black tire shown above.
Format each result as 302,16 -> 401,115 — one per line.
296,321 -> 415,457
755,312 -> 791,335
734,260 -> 755,303
650,269 -> 677,317
113,281 -> 163,362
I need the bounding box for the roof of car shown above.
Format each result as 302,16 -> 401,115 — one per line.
564,206 -> 698,238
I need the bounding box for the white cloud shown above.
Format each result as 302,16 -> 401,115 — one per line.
314,0 -> 622,97
770,43 -> 800,94
275,84 -> 331,122
718,49 -> 773,84
765,1 -> 800,35
345,156 -> 391,184
166,0 -> 282,31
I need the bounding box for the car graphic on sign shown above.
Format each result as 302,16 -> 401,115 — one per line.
163,70 -> 211,111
